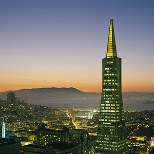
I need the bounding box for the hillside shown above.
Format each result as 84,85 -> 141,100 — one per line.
0,88 -> 154,110
0,87 -> 100,100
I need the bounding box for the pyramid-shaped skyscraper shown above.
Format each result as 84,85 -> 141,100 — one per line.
95,19 -> 128,154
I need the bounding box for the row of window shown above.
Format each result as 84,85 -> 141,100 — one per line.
101,103 -> 120,106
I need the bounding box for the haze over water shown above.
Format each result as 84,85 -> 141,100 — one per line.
27,97 -> 154,111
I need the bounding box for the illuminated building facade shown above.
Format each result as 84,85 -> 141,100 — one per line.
36,126 -> 69,145
95,19 -> 128,154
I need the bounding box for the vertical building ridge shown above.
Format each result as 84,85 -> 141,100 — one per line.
106,18 -> 117,58
95,19 -> 128,154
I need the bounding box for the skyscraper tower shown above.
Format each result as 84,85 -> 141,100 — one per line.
95,19 -> 128,154
2,118 -> 5,138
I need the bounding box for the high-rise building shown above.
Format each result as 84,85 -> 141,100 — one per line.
36,125 -> 69,145
95,19 -> 128,154
2,118 -> 5,138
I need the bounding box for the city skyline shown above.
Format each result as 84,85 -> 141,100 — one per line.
0,0 -> 154,92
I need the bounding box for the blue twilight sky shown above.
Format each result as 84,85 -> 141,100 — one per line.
0,0 -> 154,92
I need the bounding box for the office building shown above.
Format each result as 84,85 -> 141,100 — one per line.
69,129 -> 91,154
95,19 -> 128,154
36,125 -> 69,145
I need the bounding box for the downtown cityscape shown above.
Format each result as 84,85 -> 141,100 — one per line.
0,1 -> 154,154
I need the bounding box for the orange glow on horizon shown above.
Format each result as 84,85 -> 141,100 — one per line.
1,82 -> 154,93
1,75 -> 154,93
0,84 -> 102,93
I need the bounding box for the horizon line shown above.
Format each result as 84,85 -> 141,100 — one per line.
0,87 -> 154,93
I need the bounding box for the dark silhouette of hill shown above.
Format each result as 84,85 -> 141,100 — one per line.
0,87 -> 100,100
0,87 -> 154,111
0,88 -> 154,101
0,88 -> 154,110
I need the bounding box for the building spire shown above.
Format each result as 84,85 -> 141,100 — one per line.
106,18 -> 117,58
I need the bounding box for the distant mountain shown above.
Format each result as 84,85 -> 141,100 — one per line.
0,88 -> 154,110
1,87 -> 154,101
0,87 -> 100,100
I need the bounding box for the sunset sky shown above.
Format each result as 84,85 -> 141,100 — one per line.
0,0 -> 154,92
